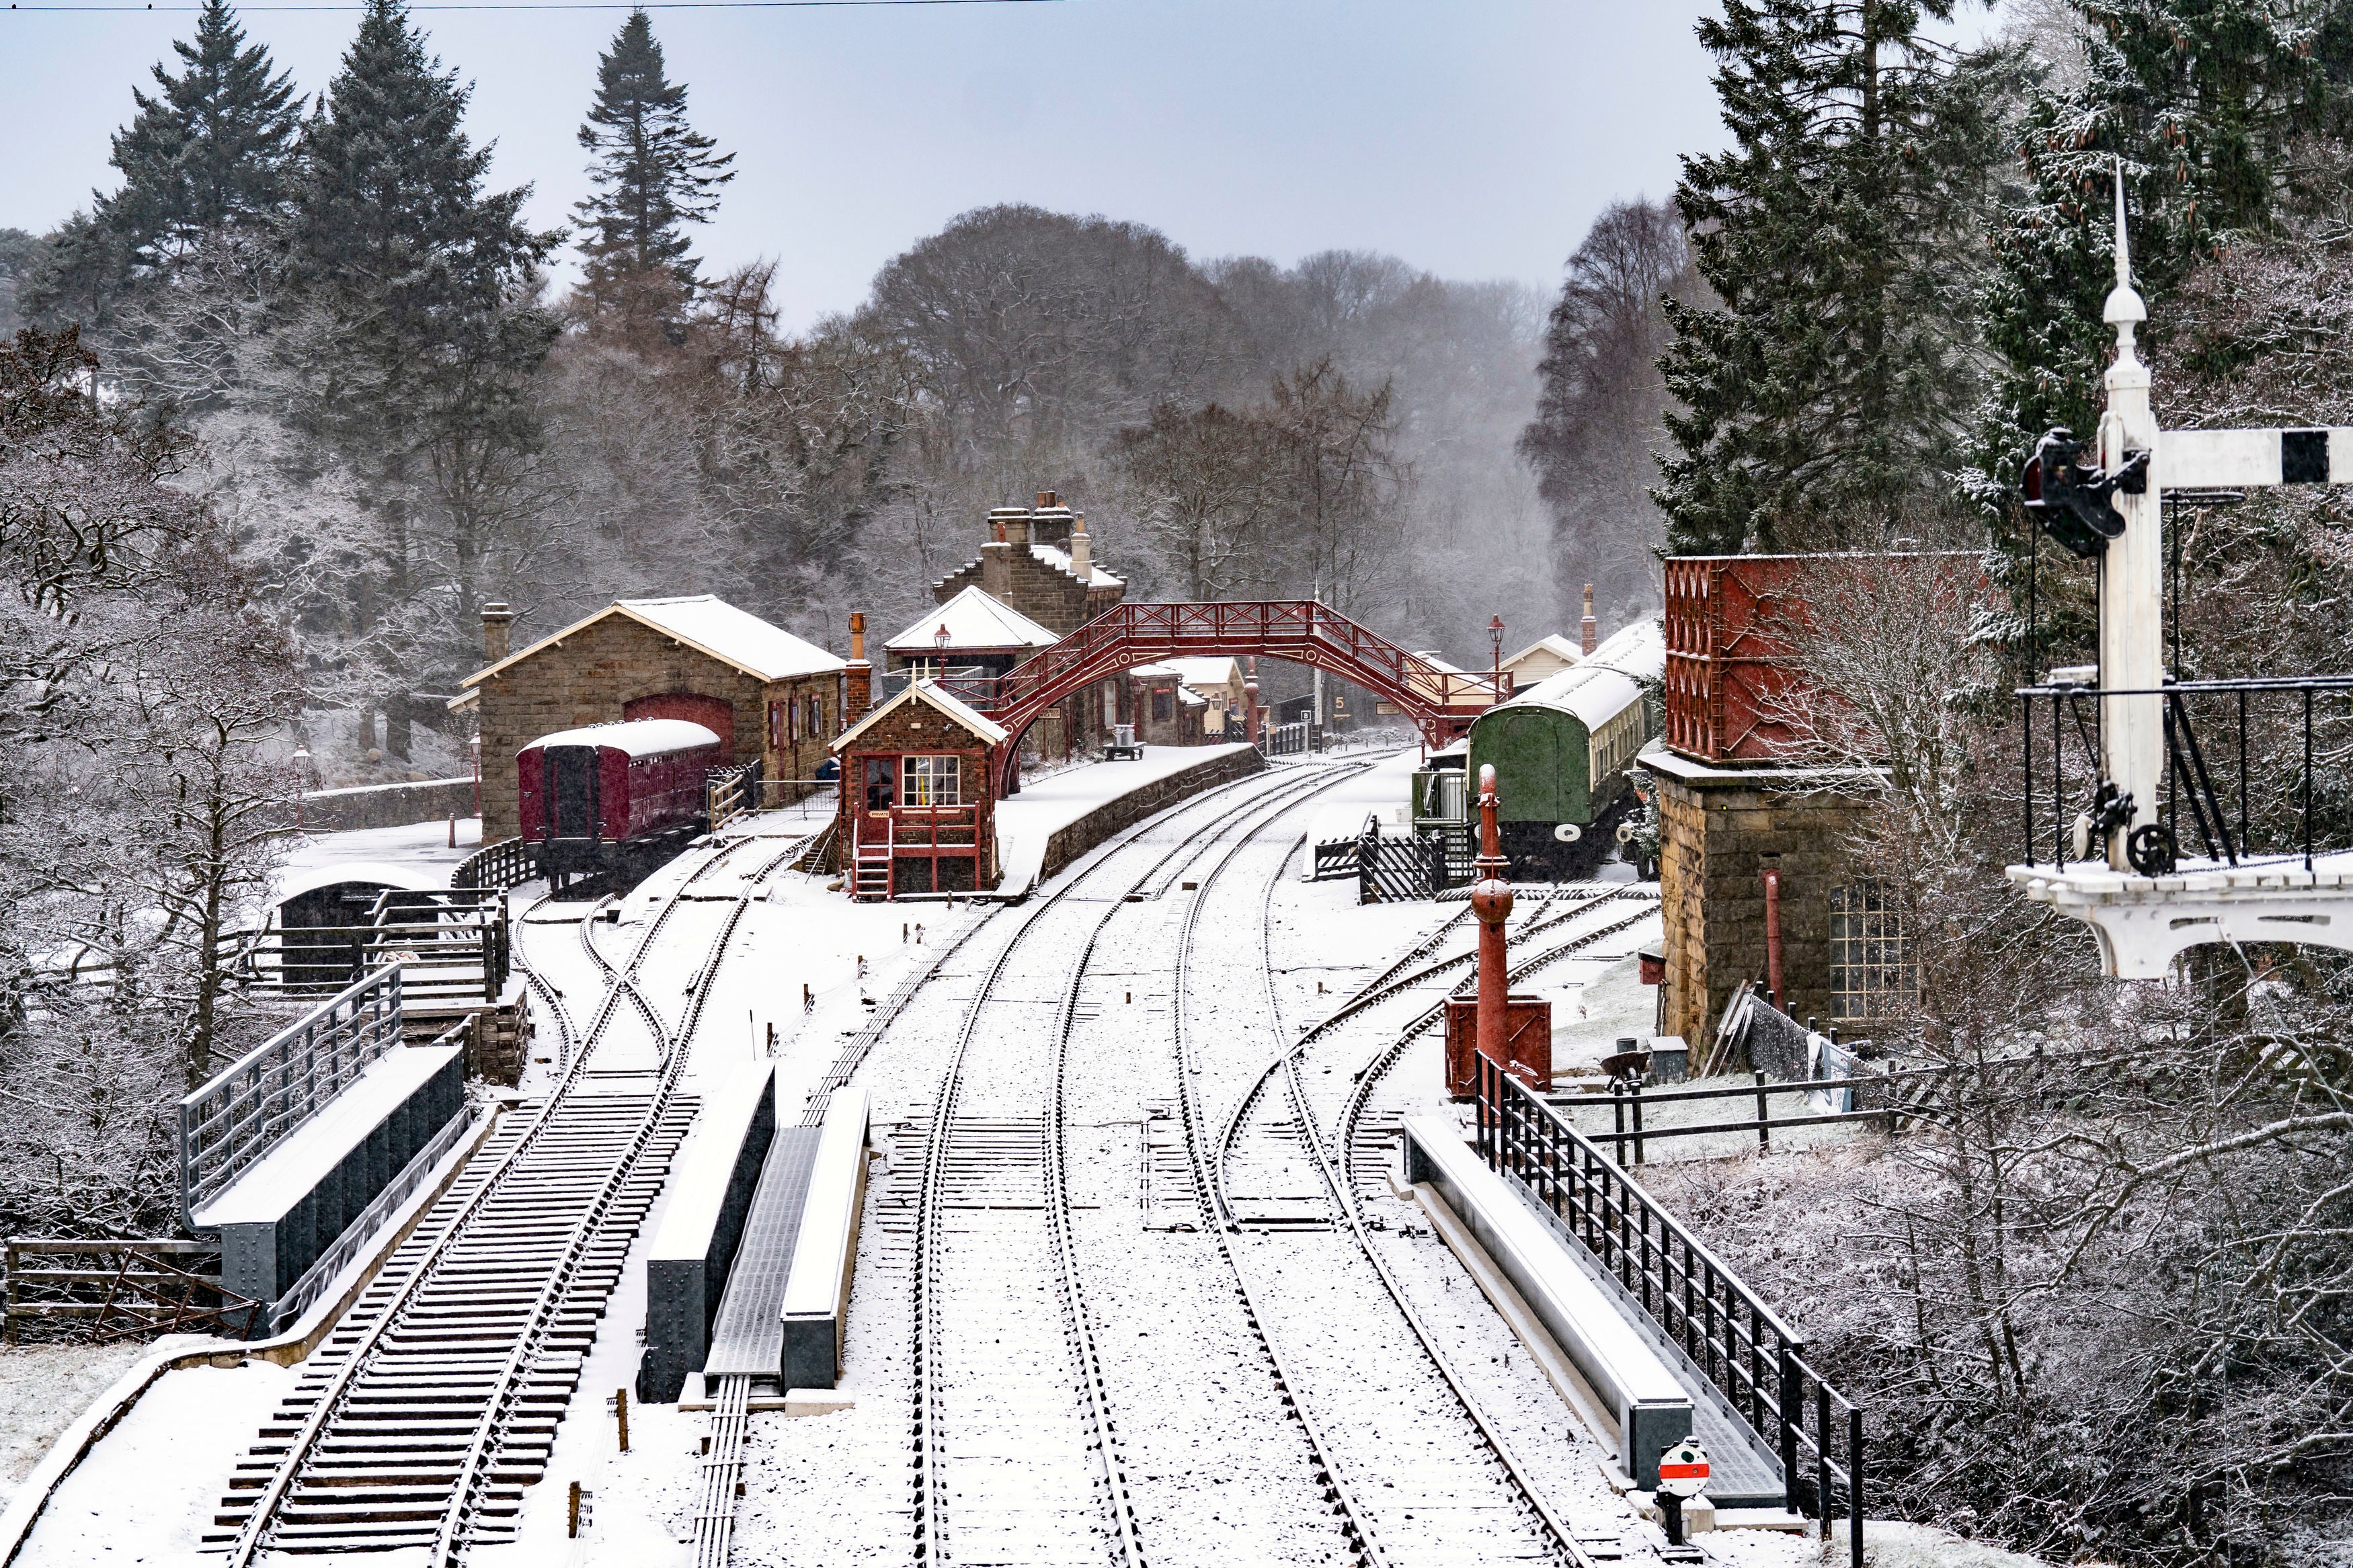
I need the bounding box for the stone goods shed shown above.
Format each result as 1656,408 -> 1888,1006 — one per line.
455,595 -> 846,841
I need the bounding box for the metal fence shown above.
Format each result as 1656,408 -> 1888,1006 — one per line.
1474,1053 -> 1864,1563
233,889 -> 508,1005
2018,675 -> 2353,874
1263,720 -> 1318,757
180,965 -> 406,1229
1358,824 -> 1443,903
1,1237 -> 263,1344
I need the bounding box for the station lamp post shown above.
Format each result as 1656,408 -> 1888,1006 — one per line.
1488,614 -> 1505,679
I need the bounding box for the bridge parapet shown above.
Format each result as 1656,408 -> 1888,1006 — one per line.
974,600 -> 1509,757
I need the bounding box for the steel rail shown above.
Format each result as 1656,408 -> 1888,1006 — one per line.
507,892 -> 579,1064
1262,879 -> 1595,1568
432,840 -> 801,1560
1332,899 -> 1660,1204
1169,812 -> 1389,1568
575,894 -> 678,1059
910,764 -> 1359,1567
1211,885 -> 1632,1215
221,835 -> 784,1566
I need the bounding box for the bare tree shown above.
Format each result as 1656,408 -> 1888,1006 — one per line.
1519,197 -> 1700,625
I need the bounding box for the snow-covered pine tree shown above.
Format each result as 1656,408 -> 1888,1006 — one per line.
1656,0 -> 2011,555
100,0 -> 300,270
573,9 -> 735,326
1970,1 -> 2350,520
284,0 -> 558,737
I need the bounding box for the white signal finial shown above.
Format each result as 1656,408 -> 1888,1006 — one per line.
2103,156 -> 2147,360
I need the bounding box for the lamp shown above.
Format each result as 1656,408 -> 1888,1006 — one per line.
932,623 -> 951,675
1488,614 -> 1505,675
292,745 -> 311,833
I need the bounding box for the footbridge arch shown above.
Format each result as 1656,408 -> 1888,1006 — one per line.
949,600 -> 1512,794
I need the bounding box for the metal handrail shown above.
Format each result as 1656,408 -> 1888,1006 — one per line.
179,965 -> 406,1229
1474,1053 -> 1864,1562
2016,673 -> 2353,874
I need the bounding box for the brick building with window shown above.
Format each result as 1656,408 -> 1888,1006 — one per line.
1648,554 -> 1925,1053
455,595 -> 845,841
831,681 -> 1006,898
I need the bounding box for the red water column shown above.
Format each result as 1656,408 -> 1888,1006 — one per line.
1470,763 -> 1513,1078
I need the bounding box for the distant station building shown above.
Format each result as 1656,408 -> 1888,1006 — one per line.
454,594 -> 845,841
929,493 -> 1125,636
911,493 -> 1128,761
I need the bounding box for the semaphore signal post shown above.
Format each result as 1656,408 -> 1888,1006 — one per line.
2009,165 -> 2353,977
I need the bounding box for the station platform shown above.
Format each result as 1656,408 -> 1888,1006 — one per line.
1405,1116 -> 1787,1508
994,743 -> 1261,896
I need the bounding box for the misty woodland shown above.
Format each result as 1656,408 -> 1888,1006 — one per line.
14,1 -> 2353,1563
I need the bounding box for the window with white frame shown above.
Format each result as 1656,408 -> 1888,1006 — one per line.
902,754 -> 961,807
1829,880 -> 1913,1024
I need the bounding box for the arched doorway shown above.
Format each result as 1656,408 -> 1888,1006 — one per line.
623,692 -> 735,757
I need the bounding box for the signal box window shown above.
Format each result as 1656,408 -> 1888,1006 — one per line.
1830,881 -> 1913,1024
902,755 -> 961,808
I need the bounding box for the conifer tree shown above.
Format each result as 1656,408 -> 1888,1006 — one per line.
573,9 -> 735,319
1655,0 -> 2009,554
100,0 -> 299,268
1970,2 -> 2351,517
284,0 -> 558,719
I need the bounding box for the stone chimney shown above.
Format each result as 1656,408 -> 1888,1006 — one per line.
1580,583 -> 1598,656
481,602 -> 515,664
844,610 -> 871,721
1069,511 -> 1092,581
980,522 -> 1014,603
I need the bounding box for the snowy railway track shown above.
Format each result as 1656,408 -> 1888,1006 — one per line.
911,764 -> 1364,1568
210,836 -> 794,1563
1176,825 -> 1604,1568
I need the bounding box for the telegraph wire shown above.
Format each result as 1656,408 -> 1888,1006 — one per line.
11,0 -> 1069,12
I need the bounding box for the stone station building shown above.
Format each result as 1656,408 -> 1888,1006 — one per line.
454,595 -> 846,842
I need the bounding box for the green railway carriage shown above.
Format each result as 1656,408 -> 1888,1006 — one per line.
1460,620 -> 1664,880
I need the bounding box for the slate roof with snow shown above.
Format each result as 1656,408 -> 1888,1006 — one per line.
1029,542 -> 1125,589
885,585 -> 1061,654
1501,634 -> 1583,673
832,679 -> 1011,753
1158,656 -> 1242,690
458,594 -> 845,691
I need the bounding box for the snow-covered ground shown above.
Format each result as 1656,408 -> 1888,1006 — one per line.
0,1345 -> 157,1509
267,814 -> 485,906
11,747 -> 1841,1566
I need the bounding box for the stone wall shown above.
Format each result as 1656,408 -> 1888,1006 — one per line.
1652,755 -> 1870,1053
1036,746 -> 1265,882
298,777 -> 477,833
471,614 -> 837,840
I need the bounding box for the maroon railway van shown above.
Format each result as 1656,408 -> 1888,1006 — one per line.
517,718 -> 728,886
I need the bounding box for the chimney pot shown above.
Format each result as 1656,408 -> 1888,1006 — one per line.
481,601 -> 515,664
1580,583 -> 1598,657
1037,491 -> 1057,509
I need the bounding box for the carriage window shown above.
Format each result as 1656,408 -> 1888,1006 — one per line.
1831,881 -> 1913,1025
902,754 -> 961,807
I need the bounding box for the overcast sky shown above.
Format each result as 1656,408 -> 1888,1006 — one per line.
3,1 -> 1741,329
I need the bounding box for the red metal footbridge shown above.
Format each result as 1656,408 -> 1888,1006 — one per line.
938,600 -> 1511,790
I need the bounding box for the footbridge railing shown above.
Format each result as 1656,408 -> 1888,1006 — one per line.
959,601 -> 1512,751
1474,1053 -> 1865,1563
